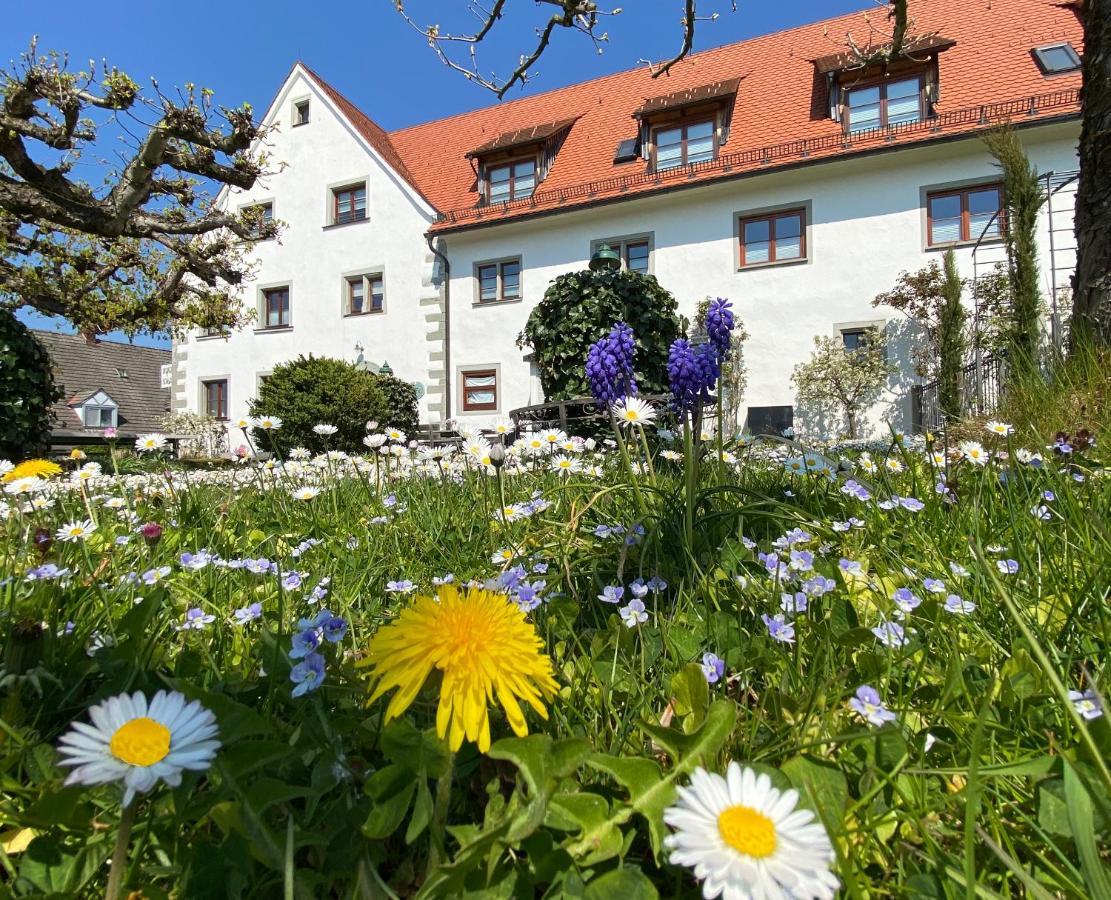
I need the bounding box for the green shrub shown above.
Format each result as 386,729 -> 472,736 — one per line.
248,355 -> 388,453
518,268 -> 683,401
0,311 -> 61,461
374,374 -> 418,432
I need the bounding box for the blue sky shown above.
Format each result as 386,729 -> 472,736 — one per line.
8,0 -> 869,349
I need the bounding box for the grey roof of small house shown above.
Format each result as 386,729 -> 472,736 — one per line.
33,330 -> 171,434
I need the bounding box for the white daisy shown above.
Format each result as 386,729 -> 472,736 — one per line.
57,519 -> 97,542
291,486 -> 320,501
256,415 -> 283,430
664,763 -> 839,900
56,690 -> 220,807
612,396 -> 658,427
385,428 -> 407,442
312,423 -> 338,436
959,441 -> 988,465
134,433 -> 168,453
985,420 -> 1014,437
551,454 -> 582,476
884,457 -> 904,473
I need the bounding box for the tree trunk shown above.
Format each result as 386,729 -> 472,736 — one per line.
1071,0 -> 1111,348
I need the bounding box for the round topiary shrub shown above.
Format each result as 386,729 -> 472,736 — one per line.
248,355 -> 389,454
374,374 -> 418,433
0,311 -> 61,461
518,268 -> 683,401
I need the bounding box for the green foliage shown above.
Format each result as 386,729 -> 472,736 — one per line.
791,333 -> 895,438
248,355 -> 388,453
938,249 -> 969,422
0,311 -> 60,461
518,268 -> 683,400
374,373 -> 419,433
984,126 -> 1046,369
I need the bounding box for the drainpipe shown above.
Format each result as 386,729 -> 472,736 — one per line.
426,232 -> 451,422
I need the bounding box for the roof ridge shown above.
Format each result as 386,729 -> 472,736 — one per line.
32,329 -> 171,354
386,0 -> 881,137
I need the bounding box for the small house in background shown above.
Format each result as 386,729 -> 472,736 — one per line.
34,330 -> 171,447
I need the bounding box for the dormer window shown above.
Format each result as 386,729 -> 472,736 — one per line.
845,75 -> 924,133
1032,42 -> 1081,75
654,119 -> 716,171
467,117 -> 578,206
74,390 -> 118,429
633,79 -> 738,175
487,158 -> 536,204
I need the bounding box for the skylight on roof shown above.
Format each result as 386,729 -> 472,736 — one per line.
614,138 -> 639,164
1032,42 -> 1081,75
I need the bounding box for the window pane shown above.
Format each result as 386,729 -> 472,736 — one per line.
842,329 -> 866,351
929,194 -> 964,244
513,170 -> 535,199
501,261 -> 521,298
848,86 -> 882,133
488,180 -> 511,203
464,374 -> 496,388
626,242 -> 650,273
656,127 -> 683,170
743,219 -> 771,264
968,188 -> 1002,240
686,120 -> 715,164
1040,45 -> 1077,71
775,214 -> 803,260
348,279 -> 364,314
886,79 -> 921,126
489,165 -> 512,183
370,276 -> 384,311
479,266 -> 498,301
354,188 -> 367,218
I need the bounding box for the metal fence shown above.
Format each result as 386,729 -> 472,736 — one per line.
911,354 -> 1006,433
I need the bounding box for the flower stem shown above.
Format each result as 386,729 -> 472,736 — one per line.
426,749 -> 455,880
105,801 -> 137,900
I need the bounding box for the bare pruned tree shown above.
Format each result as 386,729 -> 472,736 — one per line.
392,0 -> 737,99
0,39 -> 280,337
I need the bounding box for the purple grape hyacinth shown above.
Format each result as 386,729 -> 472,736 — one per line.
704,297 -> 735,360
586,322 -> 637,406
667,338 -> 719,413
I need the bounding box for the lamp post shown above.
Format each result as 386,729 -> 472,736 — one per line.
589,243 -> 622,272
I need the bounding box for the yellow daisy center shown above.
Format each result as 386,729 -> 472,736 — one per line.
110,717 -> 171,766
718,805 -> 778,858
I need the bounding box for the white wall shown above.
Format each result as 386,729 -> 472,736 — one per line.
174,68 -> 437,441
441,121 -> 1079,437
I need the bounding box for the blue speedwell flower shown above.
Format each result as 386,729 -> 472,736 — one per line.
586,322 -> 637,406
849,685 -> 898,727
291,652 -> 325,697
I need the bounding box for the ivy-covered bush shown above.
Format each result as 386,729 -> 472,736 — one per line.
518,269 -> 683,401
248,355 -> 389,453
375,374 -> 418,433
0,311 -> 60,461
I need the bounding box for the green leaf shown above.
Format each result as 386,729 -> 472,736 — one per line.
243,778 -> 307,814
221,740 -> 293,781
380,720 -> 449,777
583,866 -> 660,899
546,792 -> 621,865
577,699 -> 737,862
362,764 -> 417,839
1063,760 -> 1111,900
1036,778 -> 1071,837
781,755 -> 849,835
406,777 -> 434,844
488,735 -> 592,842
670,663 -> 709,731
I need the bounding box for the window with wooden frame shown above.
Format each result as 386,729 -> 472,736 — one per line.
475,259 -> 521,303
262,287 -> 290,328
485,157 -> 537,204
652,118 -> 716,171
591,237 -> 651,274
461,369 -> 498,412
346,273 -> 385,316
203,379 -> 229,421
332,183 -> 367,225
845,74 -> 925,133
926,183 -> 1004,246
738,208 -> 806,267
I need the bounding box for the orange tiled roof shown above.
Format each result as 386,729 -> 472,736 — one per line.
312,0 -> 1084,230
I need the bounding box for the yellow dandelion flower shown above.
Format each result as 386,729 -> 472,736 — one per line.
2,459 -> 62,483
361,585 -> 558,753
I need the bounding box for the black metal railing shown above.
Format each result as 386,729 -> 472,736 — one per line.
911,354 -> 1006,433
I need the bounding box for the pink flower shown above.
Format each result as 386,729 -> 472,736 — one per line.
103,427 -> 118,439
